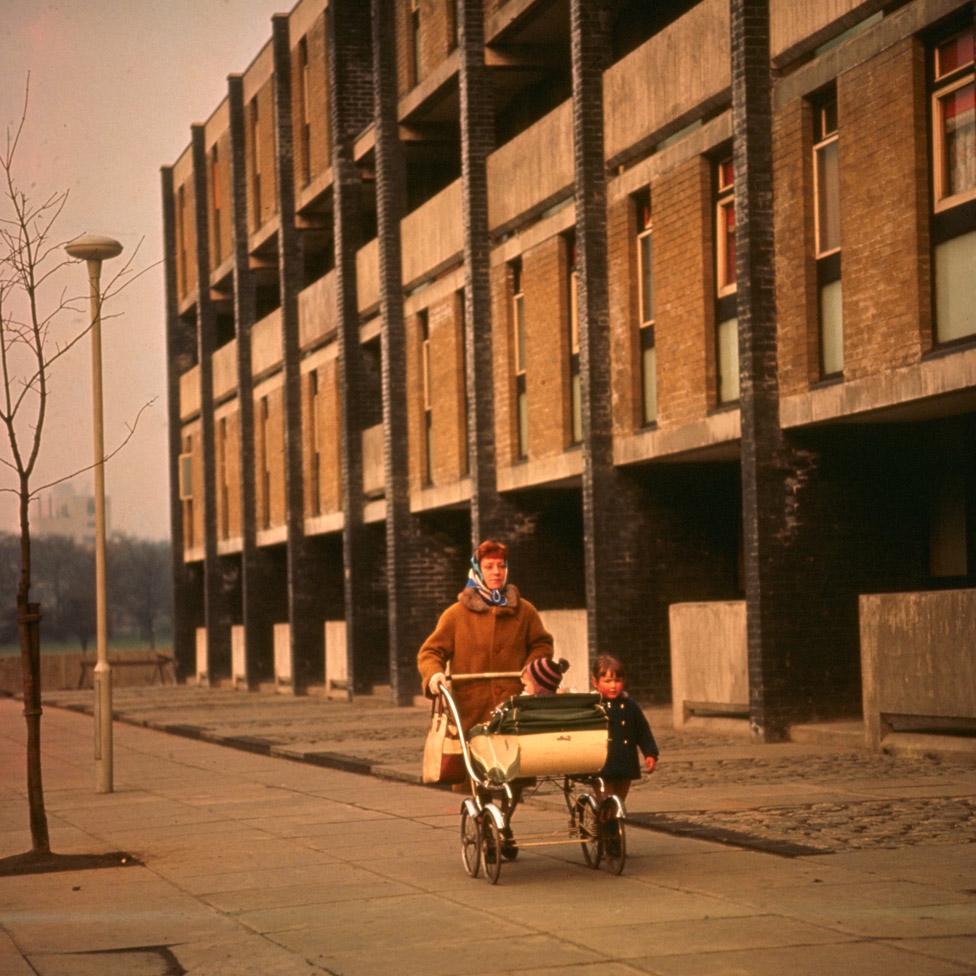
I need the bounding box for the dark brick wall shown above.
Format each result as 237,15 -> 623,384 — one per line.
161,165 -> 200,680
192,125 -> 233,682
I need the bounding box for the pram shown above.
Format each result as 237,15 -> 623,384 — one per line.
439,673 -> 629,884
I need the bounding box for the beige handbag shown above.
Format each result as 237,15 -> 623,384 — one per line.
421,696 -> 465,784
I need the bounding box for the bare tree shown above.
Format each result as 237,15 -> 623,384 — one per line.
0,81 -> 150,857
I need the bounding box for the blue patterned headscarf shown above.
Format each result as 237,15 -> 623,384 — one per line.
465,552 -> 508,606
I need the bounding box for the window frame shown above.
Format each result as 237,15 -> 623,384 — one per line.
420,310 -> 433,486
566,234 -> 582,445
511,259 -> 528,461
931,26 -> 975,212
634,189 -> 657,427
715,157 -> 737,298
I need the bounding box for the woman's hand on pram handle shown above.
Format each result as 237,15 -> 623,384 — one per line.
428,672 -> 448,696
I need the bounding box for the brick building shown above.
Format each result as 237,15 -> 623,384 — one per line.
163,0 -> 975,743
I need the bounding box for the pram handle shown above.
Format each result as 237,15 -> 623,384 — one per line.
447,671 -> 521,683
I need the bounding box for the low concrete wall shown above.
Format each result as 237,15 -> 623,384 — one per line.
771,0 -> 876,62
669,601 -> 747,730
195,627 -> 208,685
0,650 -> 176,694
212,340 -> 238,401
860,588 -> 976,750
603,0 -> 729,164
274,622 -> 292,692
180,366 -> 200,420
299,269 -> 336,350
325,620 -> 349,700
400,180 -> 463,287
251,308 -> 283,378
541,609 -> 588,693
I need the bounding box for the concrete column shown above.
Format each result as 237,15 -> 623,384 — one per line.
191,125 -> 233,682
570,0 -> 656,671
160,166 -> 200,680
327,0 -> 388,694
272,15 -> 322,695
228,74 -> 276,688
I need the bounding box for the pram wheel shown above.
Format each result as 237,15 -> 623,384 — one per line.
460,807 -> 481,878
600,805 -> 626,875
481,816 -> 503,884
575,795 -> 601,869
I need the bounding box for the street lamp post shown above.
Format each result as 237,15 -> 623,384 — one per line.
65,234 -> 123,794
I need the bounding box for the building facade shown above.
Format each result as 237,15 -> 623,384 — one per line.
163,0 -> 975,740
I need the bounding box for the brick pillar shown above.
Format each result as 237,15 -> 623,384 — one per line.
327,0 -> 388,694
570,0 -> 655,669
373,0 -> 461,704
732,0 -> 809,739
228,74 -> 276,687
458,0 -> 515,547
191,125 -> 233,682
161,166 -> 200,680
271,15 -> 321,694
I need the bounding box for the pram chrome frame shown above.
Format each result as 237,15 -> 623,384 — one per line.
439,675 -> 627,883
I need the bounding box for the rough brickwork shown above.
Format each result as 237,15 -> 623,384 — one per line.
654,157 -> 716,425
291,12 -> 332,191
207,131 -> 233,273
840,37 -> 931,377
773,95 -> 818,397
174,174 -> 198,305
214,409 -> 242,540
395,0 -> 455,96
429,293 -> 467,485
247,79 -> 279,232
522,235 -> 571,458
192,125 -> 233,682
328,0 -> 386,695
229,73 -> 276,687
162,164 -> 199,679
490,261 -> 516,466
607,193 -> 639,435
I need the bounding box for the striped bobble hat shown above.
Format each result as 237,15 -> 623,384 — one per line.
528,657 -> 570,692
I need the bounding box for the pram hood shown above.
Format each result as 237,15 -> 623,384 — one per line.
468,692 -> 608,738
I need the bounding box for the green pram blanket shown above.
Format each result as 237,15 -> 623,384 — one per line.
468,693 -> 608,738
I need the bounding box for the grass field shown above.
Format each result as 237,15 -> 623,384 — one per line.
0,637 -> 173,658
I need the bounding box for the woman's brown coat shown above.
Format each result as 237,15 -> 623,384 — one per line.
417,584 -> 554,732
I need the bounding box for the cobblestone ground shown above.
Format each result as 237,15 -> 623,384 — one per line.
37,686 -> 976,854
650,796 -> 976,852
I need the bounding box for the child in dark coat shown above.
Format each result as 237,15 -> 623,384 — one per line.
592,654 -> 658,801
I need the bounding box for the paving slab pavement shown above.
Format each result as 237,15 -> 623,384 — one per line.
0,690 -> 974,974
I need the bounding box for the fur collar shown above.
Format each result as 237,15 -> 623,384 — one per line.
459,583 -> 520,614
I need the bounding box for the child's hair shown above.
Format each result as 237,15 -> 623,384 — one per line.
592,654 -> 625,681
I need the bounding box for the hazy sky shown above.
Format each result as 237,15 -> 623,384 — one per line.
1,0 -> 287,541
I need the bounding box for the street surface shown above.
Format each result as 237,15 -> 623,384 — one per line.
0,687 -> 974,975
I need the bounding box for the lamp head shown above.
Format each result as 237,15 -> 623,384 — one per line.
65,234 -> 123,262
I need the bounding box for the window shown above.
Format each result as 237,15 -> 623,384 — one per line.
635,189 -> 656,425
714,156 -> 739,404
259,396 -> 270,529
448,0 -> 459,52
813,92 -> 843,377
420,311 -> 433,486
250,97 -> 262,232
210,146 -> 222,266
217,416 -> 229,539
511,259 -> 528,460
567,234 -> 582,445
176,184 -> 187,295
931,25 -> 976,344
457,289 -> 469,475
181,437 -> 194,548
309,370 -> 321,516
410,0 -> 422,87
298,37 -> 311,188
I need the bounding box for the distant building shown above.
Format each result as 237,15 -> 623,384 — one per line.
34,484 -> 110,548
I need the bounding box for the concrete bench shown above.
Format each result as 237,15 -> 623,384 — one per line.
78,654 -> 176,689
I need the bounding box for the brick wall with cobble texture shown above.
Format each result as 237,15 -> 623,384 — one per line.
774,96 -> 818,396
608,192 -> 640,435
524,234 -> 571,457
654,156 -> 716,425
839,37 -> 931,379
292,14 -> 332,191
175,177 -> 198,304
247,80 -> 279,231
